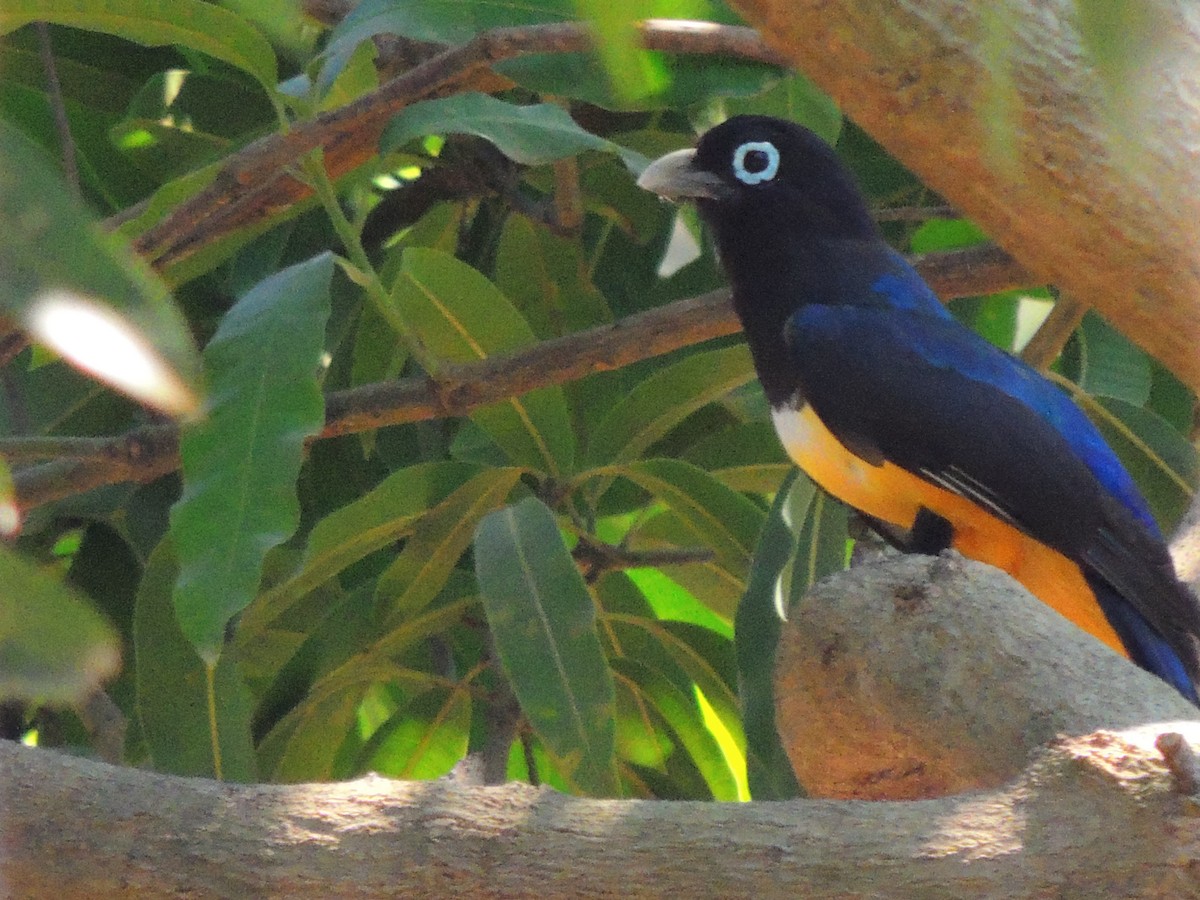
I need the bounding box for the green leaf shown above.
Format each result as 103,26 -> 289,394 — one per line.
358,685 -> 472,779
134,539 -> 256,781
393,247 -> 575,475
725,70 -> 843,145
170,254 -> 333,660
1090,397 -> 1198,533
0,545 -> 120,704
375,467 -> 523,624
735,469 -> 804,800
324,0 -> 573,65
606,614 -> 744,793
0,0 -> 279,92
0,119 -> 200,416
599,459 -> 765,578
260,680 -> 368,782
777,483 -> 850,617
683,420 -> 791,495
1060,312 -> 1153,405
475,497 -> 620,796
242,461 -> 484,637
586,345 -> 753,465
382,93 -> 646,172
610,657 -> 739,801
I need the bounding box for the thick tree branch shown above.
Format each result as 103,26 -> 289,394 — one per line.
5,553 -> 1200,897
11,245 -> 1032,512
774,552 -> 1198,799
731,0 -> 1200,392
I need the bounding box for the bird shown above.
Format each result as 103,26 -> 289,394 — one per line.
637,114 -> 1200,704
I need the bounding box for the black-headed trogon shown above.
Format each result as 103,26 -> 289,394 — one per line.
637,115 -> 1200,704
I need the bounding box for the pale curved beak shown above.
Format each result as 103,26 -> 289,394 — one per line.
637,148 -> 726,201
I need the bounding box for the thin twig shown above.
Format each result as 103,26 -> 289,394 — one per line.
575,534 -> 717,582
36,23 -> 80,199
872,205 -> 958,223
10,242 -> 1032,513
1020,292 -> 1088,370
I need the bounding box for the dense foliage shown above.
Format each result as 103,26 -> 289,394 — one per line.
1,0 -> 1194,801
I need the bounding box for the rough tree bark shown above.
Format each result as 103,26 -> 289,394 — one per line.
732,0 -> 1200,394
3,554 -> 1200,898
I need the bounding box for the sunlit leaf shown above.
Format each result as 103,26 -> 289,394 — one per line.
598,459 -> 764,578
586,344 -> 754,465
0,0 -> 279,91
0,120 -> 200,416
735,469 -> 804,800
358,685 -> 472,779
393,247 -> 575,475
475,497 -> 620,796
382,93 -> 646,173
170,254 -> 333,660
241,461 -> 484,637
610,657 -> 738,801
375,467 -> 522,625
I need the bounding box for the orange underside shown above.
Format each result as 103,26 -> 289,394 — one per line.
774,405 -> 1127,656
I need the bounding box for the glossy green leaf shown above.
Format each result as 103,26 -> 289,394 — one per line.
242,461 -> 484,636
725,70 -> 843,145
475,497 -> 620,796
358,685 -> 472,779
375,467 -> 522,624
170,254 -> 333,660
260,681 -> 368,782
599,459 -> 764,578
0,545 -> 120,704
0,119 -> 200,416
735,469 -> 804,800
606,615 -> 743,776
382,93 -> 646,172
684,421 -> 792,494
393,247 -> 575,475
1,0 -> 278,91
494,215 -> 613,339
1090,397 -> 1198,532
1060,312 -> 1153,405
586,344 -> 754,465
777,484 -> 850,616
631,510 -> 747,620
134,539 -> 256,781
324,0 -> 573,66
610,657 -> 739,801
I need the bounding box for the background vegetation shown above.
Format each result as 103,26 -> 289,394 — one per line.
1,0 -> 1194,803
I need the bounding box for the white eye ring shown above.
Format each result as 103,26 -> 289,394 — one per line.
732,141 -> 780,185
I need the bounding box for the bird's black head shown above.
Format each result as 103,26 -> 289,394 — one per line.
637,115 -> 877,253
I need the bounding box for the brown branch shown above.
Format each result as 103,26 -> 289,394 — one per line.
872,204 -> 958,222
10,244 -> 1032,512
117,21 -> 785,277
1020,292 -> 1089,370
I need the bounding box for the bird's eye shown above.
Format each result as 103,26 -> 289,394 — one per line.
732,141 -> 780,185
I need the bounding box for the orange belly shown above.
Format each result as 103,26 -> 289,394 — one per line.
772,404 -> 1127,656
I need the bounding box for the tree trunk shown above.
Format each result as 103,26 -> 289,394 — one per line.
732,0 -> 1200,394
